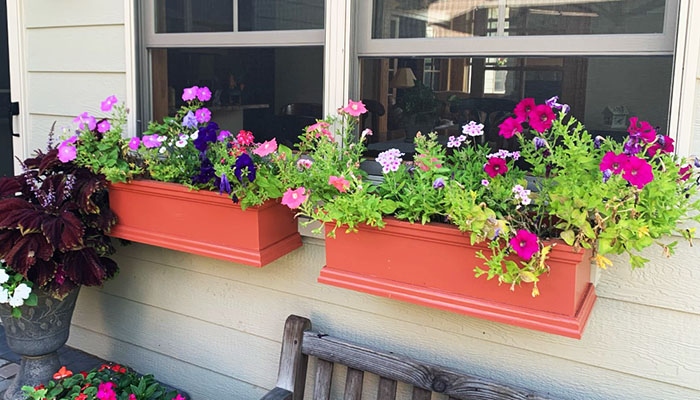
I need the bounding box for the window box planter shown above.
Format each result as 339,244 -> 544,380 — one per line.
318,218 -> 596,339
107,180 -> 302,267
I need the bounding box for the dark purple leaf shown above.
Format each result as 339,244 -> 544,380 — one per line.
27,259 -> 56,287
41,211 -> 85,251
62,248 -> 108,286
0,177 -> 20,198
4,233 -> 54,275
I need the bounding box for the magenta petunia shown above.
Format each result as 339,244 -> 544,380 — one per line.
217,130 -> 231,142
622,156 -> 654,189
197,86 -> 212,102
528,104 -> 556,133
100,95 -> 118,112
679,165 -> 692,181
328,175 -> 350,193
514,98 -> 536,122
510,230 -> 539,260
128,137 -> 140,150
281,187 -> 308,209
97,120 -> 111,133
600,152 -> 629,175
647,135 -> 674,157
342,100 -> 368,117
628,117 -> 656,143
57,140 -> 77,163
182,86 -> 199,102
142,134 -> 160,149
498,117 -> 523,139
195,108 -> 211,124
73,112 -> 97,131
484,157 -> 508,178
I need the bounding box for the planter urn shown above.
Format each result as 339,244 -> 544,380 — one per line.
0,289 -> 80,400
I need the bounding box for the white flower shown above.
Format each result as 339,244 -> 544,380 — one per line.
462,121 -> 484,137
14,283 -> 31,300
0,288 -> 9,304
0,269 -> 9,284
159,147 -> 167,154
512,185 -> 525,193
190,131 -> 199,140
8,294 -> 23,308
175,140 -> 187,148
157,135 -> 167,142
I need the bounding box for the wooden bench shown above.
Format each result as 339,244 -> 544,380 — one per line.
261,315 -> 549,400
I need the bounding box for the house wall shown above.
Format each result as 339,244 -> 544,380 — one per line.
10,1 -> 700,399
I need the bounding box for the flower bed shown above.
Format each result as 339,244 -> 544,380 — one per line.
319,218 -> 595,338
108,180 -> 301,267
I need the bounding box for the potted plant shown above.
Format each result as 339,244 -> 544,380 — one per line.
60,92 -> 301,267
396,81 -> 439,142
23,363 -> 187,400
277,98 -> 700,338
0,145 -> 118,400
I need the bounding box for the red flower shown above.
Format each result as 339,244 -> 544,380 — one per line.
75,394 -> 88,400
80,371 -> 88,378
514,98 -> 536,122
236,130 -> 255,146
600,152 -> 629,175
622,156 -> 654,189
119,367 -> 126,373
484,157 -> 508,178
498,117 -> 523,139
53,366 -> 73,380
528,104 -> 556,133
510,230 -> 539,260
34,384 -> 45,390
112,364 -> 121,372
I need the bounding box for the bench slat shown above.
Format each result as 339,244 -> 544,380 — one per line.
302,332 -> 547,400
412,387 -> 432,400
344,367 -> 364,400
313,359 -> 334,400
261,387 -> 293,400
377,377 -> 397,400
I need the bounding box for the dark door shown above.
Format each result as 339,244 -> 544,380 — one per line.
0,1 -> 14,177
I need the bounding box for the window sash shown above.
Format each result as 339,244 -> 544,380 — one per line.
355,0 -> 680,57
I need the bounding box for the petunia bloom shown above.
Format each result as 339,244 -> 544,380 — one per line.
622,156 -> 654,189
484,157 -> 508,178
498,117 -> 522,139
57,137 -> 78,163
142,134 -> 160,148
678,165 -> 692,181
74,112 -> 97,131
602,169 -> 613,183
343,100 -> 368,117
481,179 -> 489,186
510,230 -> 539,260
182,111 -> 198,129
97,120 -> 111,133
217,130 -> 231,142
545,96 -> 570,114
432,177 -> 445,189
234,153 -> 257,183
182,86 -> 199,102
307,121 -> 332,140
297,159 -> 313,169
281,187 -> 308,209
219,173 -> 231,195
600,152 -> 628,175
328,175 -> 350,192
628,117 -> 656,143
100,95 -> 118,112
197,86 -> 212,102
172,395 -> 186,400
128,137 -> 140,150
253,138 -> 278,157
195,108 -> 211,124
647,135 -> 674,157
533,137 -> 548,150
528,104 -> 556,133
514,98 -> 536,122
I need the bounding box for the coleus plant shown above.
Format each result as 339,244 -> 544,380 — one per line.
278,98 -> 700,296
0,145 -> 118,314
23,364 -> 186,400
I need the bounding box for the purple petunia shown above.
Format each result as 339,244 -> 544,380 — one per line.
100,95 -> 118,112
432,177 -> 445,189
195,108 -> 211,124
234,153 -> 257,183
545,96 -> 570,114
182,111 -> 198,129
193,122 -> 218,152
197,87 -> 212,102
219,173 -> 231,195
533,137 -> 547,150
128,137 -> 140,150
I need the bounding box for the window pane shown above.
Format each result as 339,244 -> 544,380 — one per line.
155,0 -> 234,33
372,0 -> 666,38
238,0 -> 324,31
150,47 -> 324,146
359,56 -> 672,156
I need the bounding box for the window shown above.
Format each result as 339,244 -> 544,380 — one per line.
140,1 -> 325,146
356,0 -> 679,156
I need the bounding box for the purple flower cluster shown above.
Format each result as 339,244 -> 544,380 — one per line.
488,149 -> 519,160
376,149 -> 404,174
447,135 -> 467,148
462,121 -> 484,137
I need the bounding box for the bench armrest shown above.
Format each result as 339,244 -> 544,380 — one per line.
260,387 -> 293,400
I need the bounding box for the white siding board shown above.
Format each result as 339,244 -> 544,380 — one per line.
68,326 -> 269,400
23,0 -> 124,28
99,245 -> 700,393
27,72 -> 126,116
26,26 -> 125,72
25,114 -> 75,158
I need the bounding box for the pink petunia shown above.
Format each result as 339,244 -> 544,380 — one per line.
297,159 -> 313,169
97,120 -> 111,133
647,135 -> 674,157
415,154 -> 442,171
100,95 -> 118,112
600,152 -> 629,175
528,104 -> 556,133
195,108 -> 211,124
182,86 -> 199,101
342,100 -> 368,117
74,112 -> 97,131
514,98 -> 536,122
484,157 -> 508,178
510,230 -> 539,260
128,137 -> 140,150
252,138 -> 278,157
172,395 -> 186,400
142,134 -> 160,149
628,117 -> 656,143
236,130 -> 255,146
197,86 -> 212,102
328,175 -> 350,192
622,156 -> 654,189
281,187 -> 308,209
498,117 -> 522,139
57,137 -> 78,163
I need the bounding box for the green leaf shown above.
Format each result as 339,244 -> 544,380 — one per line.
11,307 -> 21,318
24,293 -> 38,307
560,230 -> 575,246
